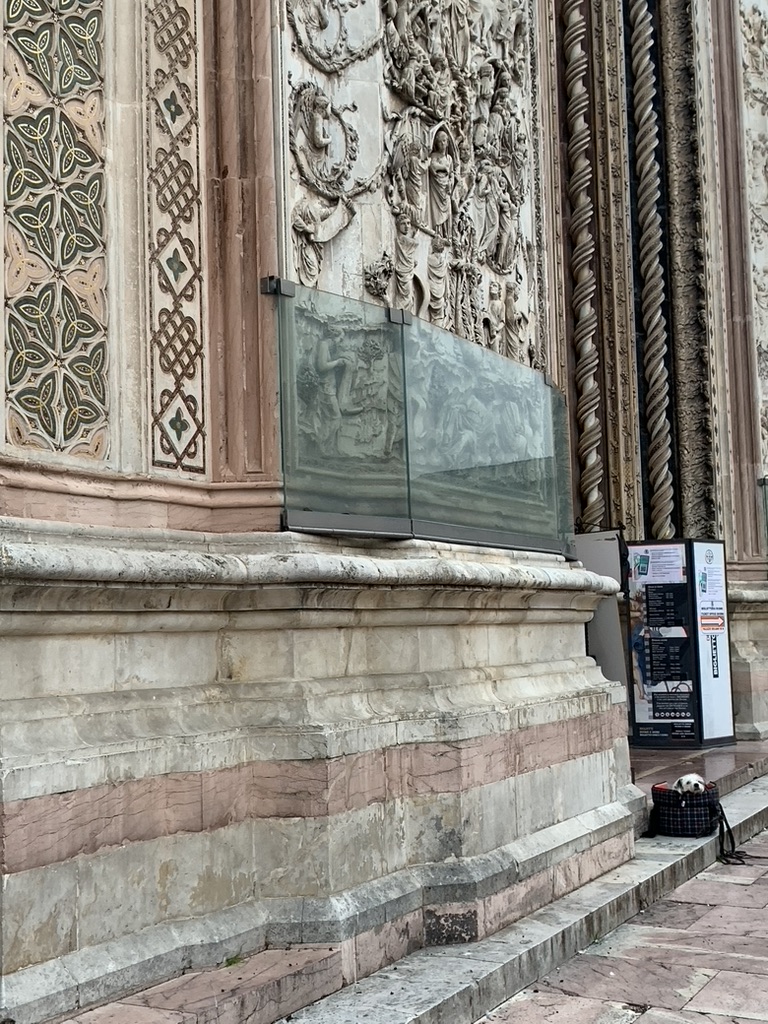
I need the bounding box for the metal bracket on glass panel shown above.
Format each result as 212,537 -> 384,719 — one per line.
260,276 -> 297,297
387,307 -> 413,325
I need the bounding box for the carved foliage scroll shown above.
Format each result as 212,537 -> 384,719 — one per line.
144,0 -> 206,473
3,0 -> 109,457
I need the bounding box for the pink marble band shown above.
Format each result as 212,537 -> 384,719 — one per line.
1,706 -> 627,873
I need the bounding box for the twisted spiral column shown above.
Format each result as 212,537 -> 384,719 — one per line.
629,0 -> 676,539
563,0 -> 605,532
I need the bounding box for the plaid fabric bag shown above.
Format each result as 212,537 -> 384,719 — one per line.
647,782 -> 721,838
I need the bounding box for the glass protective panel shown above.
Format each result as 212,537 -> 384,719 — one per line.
278,284 -> 410,522
404,318 -> 570,546
277,286 -> 572,550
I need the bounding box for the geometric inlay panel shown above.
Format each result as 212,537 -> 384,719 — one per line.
3,0 -> 109,457
144,0 -> 206,473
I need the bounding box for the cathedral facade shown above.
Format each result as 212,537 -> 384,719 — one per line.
1,1 -> 767,1020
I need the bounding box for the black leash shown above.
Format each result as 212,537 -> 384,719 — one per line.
715,803 -> 748,865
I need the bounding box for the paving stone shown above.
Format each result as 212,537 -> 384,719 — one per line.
484,991 -> 639,1024
629,901 -> 712,930
667,878 -> 768,908
61,1007 -> 194,1024
533,953 -> 715,1011
685,970 -> 768,1019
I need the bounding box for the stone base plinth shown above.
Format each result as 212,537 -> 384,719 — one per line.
729,583 -> 768,739
0,520 -> 638,1022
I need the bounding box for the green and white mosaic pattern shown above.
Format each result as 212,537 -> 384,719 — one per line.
3,0 -> 108,456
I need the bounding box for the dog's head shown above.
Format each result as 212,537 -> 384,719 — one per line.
673,773 -> 707,795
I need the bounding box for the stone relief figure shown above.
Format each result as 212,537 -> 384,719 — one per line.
428,129 -> 455,237
451,208 -> 483,345
493,185 -> 519,273
311,327 -> 354,450
486,280 -> 504,353
446,0 -> 472,71
428,55 -> 453,121
308,91 -> 334,175
475,161 -> 500,260
292,196 -> 355,287
504,276 -> 528,360
474,62 -> 494,133
292,198 -> 332,287
427,234 -> 451,327
394,209 -> 419,311
291,81 -> 383,202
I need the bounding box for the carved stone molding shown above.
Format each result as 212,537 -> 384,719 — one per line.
627,0 -> 675,540
657,0 -> 717,539
589,0 -> 642,536
709,1 -> 765,572
201,0 -> 281,494
562,0 -> 605,531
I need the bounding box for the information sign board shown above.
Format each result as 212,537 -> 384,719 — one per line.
626,540 -> 734,747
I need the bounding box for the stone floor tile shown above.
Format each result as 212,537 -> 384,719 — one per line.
686,906 -> 768,937
601,942 -> 768,978
644,928 -> 768,960
698,862 -> 768,884
668,879 -> 768,909
533,954 -> 715,1010
583,924 -> 768,977
685,970 -> 768,1019
630,902 -> 713,930
61,1006 -> 194,1023
635,1009 -> 755,1024
483,991 -> 641,1024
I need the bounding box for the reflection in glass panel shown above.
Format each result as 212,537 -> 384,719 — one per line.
278,284 -> 410,523
404,318 -> 570,546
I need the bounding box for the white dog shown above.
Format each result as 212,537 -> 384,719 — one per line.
673,772 -> 707,795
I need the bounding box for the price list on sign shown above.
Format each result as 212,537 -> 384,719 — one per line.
647,635 -> 690,681
645,583 -> 690,628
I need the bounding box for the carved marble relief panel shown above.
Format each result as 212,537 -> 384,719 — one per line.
144,0 -> 206,474
741,1 -> 768,474
3,0 -> 109,457
277,0 -> 541,370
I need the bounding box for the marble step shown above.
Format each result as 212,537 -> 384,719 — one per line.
272,776 -> 768,1024
58,946 -> 343,1024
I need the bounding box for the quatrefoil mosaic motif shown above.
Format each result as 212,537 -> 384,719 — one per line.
146,0 -> 206,473
3,0 -> 108,456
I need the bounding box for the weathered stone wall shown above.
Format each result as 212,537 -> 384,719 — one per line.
0,522 -> 637,1021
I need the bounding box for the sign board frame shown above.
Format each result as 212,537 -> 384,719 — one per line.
625,539 -> 734,748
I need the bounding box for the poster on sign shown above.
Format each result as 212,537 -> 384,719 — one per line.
625,540 -> 734,747
691,542 -> 734,743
